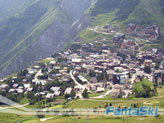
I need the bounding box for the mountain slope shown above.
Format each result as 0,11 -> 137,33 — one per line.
89,0 -> 164,28
1,0 -> 164,77
0,0 -> 94,77
74,0 -> 164,47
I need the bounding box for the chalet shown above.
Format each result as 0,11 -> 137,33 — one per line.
22,79 -> 27,83
0,78 -> 8,82
46,57 -> 55,60
48,74 -> 57,80
126,23 -> 138,33
144,59 -> 154,67
62,75 -> 71,82
102,50 -> 111,56
74,86 -> 81,92
54,91 -> 61,96
67,53 -> 80,60
90,77 -> 98,83
50,61 -> 56,65
106,70 -> 115,81
51,87 -> 60,92
144,25 -> 160,40
13,84 -> 19,89
135,71 -> 144,82
110,89 -> 121,98
72,59 -> 83,65
119,47 -> 135,56
24,84 -> 31,89
12,76 -> 18,80
103,24 -> 112,30
160,60 -> 164,69
153,70 -> 164,85
64,88 -> 73,95
46,93 -> 55,99
113,72 -> 129,85
78,75 -> 88,84
54,66 -> 61,70
27,68 -> 37,75
113,34 -> 125,43
27,88 -> 33,92
89,85 -> 97,91
121,39 -> 134,48
122,89 -> 132,98
96,87 -> 105,93
17,89 -> 24,94
18,86 -> 23,89
33,65 -> 40,70
0,84 -> 8,91
9,89 -> 16,93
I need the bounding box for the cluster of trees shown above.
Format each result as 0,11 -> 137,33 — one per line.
64,92 -> 76,99
89,70 -> 108,82
144,66 -> 151,74
0,91 -> 24,103
82,89 -> 88,98
133,79 -> 157,98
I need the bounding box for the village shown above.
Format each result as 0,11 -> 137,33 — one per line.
0,23 -> 164,106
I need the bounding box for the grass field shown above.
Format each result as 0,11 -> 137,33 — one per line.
0,86 -> 164,123
18,115 -> 164,123
0,113 -> 30,123
77,29 -> 113,43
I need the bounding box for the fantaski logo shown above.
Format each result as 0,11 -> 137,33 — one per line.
106,106 -> 158,116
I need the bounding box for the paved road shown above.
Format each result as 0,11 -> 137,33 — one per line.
87,28 -> 113,35
0,103 -> 29,110
34,69 -> 46,85
91,90 -> 112,99
70,70 -> 86,99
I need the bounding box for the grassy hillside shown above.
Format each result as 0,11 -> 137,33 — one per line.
74,0 -> 164,48
89,0 -> 164,29
0,0 -> 93,77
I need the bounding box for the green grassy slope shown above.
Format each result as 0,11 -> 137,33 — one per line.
74,0 -> 164,48
89,0 -> 164,29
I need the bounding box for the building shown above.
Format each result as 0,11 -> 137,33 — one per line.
46,93 -> 55,99
126,23 -> 138,33
96,87 -> 105,93
78,75 -> 88,84
113,72 -> 129,84
72,59 -> 83,65
64,88 -> 73,95
113,34 -> 125,43
0,84 -> 8,91
144,25 -> 160,40
153,70 -> 164,85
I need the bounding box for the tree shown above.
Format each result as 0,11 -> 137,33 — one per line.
36,111 -> 45,119
144,66 -> 151,74
82,89 -> 88,98
96,73 -> 104,82
133,79 -> 156,98
89,70 -> 96,77
70,92 -> 76,99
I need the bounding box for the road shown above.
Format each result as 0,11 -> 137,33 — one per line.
70,70 -> 86,99
34,69 -> 46,85
87,28 -> 114,35
0,103 -> 29,110
91,90 -> 112,99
